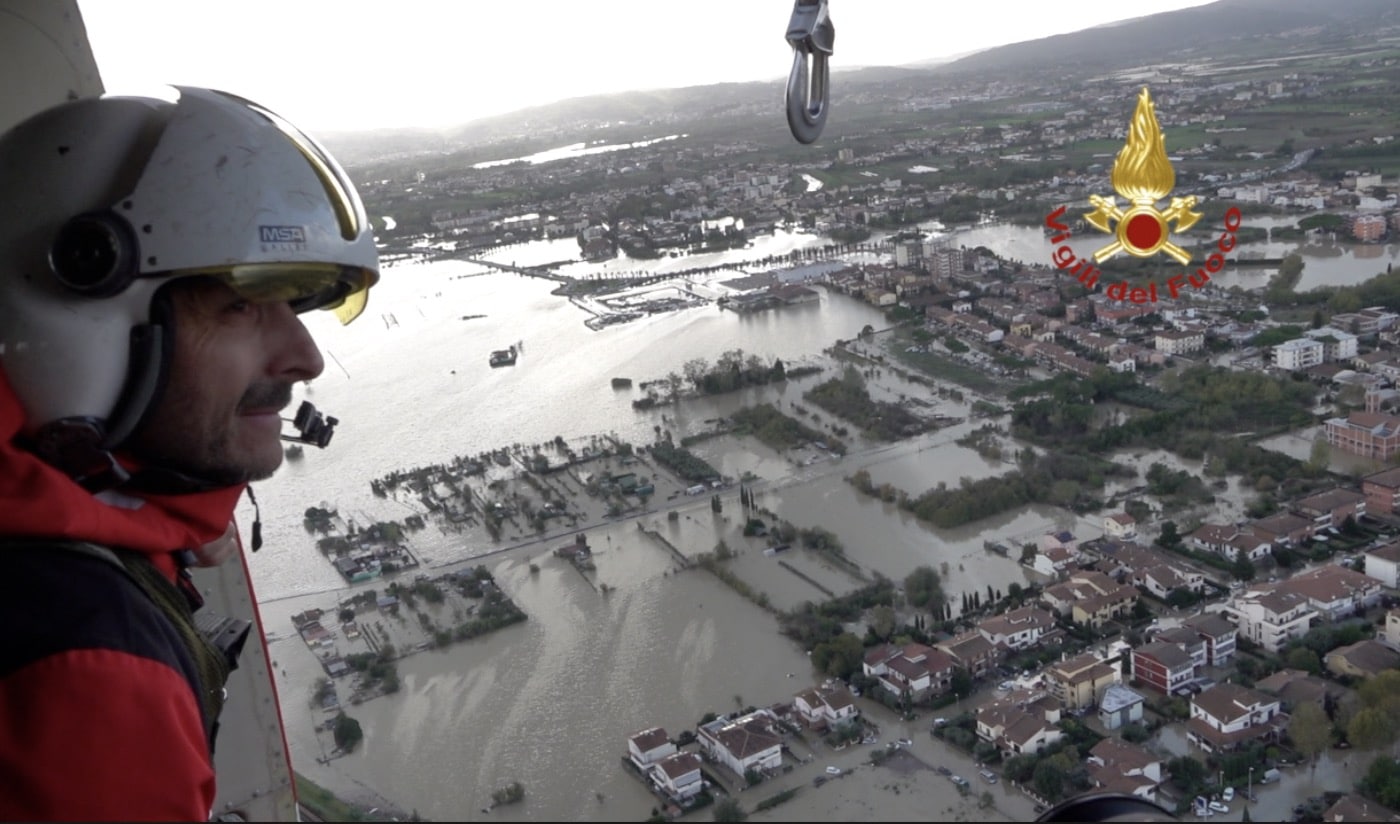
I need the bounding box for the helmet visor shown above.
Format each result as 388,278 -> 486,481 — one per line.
179,263 -> 374,324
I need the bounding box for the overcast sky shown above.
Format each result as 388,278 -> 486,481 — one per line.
79,0 -> 1217,134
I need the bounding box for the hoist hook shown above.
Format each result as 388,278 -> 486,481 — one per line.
785,0 -> 834,145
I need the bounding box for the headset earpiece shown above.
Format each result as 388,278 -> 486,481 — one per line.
49,211 -> 138,297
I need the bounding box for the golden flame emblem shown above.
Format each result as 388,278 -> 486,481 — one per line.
1085,87 -> 1202,265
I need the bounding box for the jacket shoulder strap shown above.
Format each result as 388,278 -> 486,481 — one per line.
4,538 -> 236,753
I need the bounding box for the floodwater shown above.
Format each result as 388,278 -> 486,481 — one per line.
262,514 -> 815,822
933,219 -> 1400,294
238,236 -> 1368,821
1152,725 -> 1373,823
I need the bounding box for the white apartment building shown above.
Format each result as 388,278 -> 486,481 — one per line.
1305,326 -> 1360,361
1218,590 -> 1316,653
1273,337 -> 1324,371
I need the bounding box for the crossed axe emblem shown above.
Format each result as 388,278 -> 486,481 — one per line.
1084,195 -> 1203,266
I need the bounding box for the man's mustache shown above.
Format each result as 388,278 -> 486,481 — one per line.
237,383 -> 293,413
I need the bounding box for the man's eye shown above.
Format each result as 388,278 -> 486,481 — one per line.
227,300 -> 254,314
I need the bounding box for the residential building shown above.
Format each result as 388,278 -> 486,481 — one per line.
1046,652 -> 1121,711
1186,683 -> 1284,753
1292,487 -> 1366,529
1150,627 -> 1208,672
1277,564 -> 1383,621
1136,563 -> 1206,599
862,642 -> 956,702
1274,337 -> 1324,370
1383,608 -> 1400,652
1326,639 -> 1400,679
1131,642 -> 1196,695
1040,570 -> 1127,617
1320,794 -> 1400,823
1032,530 -> 1081,577
1219,589 -> 1316,653
977,606 -> 1059,652
1181,613 -> 1238,667
975,692 -> 1064,758
1327,410 -> 1400,460
1155,329 -> 1205,355
696,710 -> 783,778
1103,512 -> 1138,540
1353,214 -> 1388,242
1363,466 -> 1400,515
1365,539 -> 1400,587
1334,307 -> 1400,337
792,683 -> 859,731
628,727 -> 677,771
649,751 -> 704,802
1305,326 -> 1360,361
1098,683 -> 1146,731
1254,668 -> 1342,713
1189,523 -> 1272,562
934,630 -> 1001,678
1092,542 -> 1207,598
1248,512 -> 1315,547
1087,737 -> 1163,801
1032,543 -> 1080,578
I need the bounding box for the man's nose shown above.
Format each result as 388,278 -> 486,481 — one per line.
267,302 -> 325,382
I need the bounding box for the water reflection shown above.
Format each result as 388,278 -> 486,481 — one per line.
472,135 -> 683,169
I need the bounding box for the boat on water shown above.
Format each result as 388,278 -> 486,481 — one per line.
611,377 -> 632,389
489,345 -> 518,367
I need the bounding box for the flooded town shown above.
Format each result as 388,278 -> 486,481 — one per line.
211,9 -> 1400,824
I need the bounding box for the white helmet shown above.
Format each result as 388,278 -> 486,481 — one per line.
0,86 -> 378,481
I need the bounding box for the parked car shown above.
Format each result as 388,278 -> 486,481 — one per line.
979,769 -> 998,784
950,775 -> 970,789
825,766 -> 842,776
1222,787 -> 1234,802
935,765 -> 952,776
1209,801 -> 1230,814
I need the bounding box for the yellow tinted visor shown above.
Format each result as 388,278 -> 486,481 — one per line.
185,263 -> 374,324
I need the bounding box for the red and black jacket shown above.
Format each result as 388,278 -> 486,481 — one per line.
0,369 -> 245,821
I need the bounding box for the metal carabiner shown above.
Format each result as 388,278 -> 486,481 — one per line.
785,0 -> 834,145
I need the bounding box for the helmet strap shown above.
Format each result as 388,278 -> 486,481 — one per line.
103,293 -> 177,450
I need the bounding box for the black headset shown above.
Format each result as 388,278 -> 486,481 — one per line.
48,209 -> 140,297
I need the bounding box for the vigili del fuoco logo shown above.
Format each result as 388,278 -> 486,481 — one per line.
1044,87 -> 1241,304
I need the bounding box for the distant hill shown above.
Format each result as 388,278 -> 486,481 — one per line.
941,0 -> 1400,74
323,0 -> 1400,163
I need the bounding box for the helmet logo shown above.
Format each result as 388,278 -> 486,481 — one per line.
258,225 -> 307,250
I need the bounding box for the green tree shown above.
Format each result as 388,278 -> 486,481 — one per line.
869,605 -> 896,641
1232,548 -> 1257,582
713,797 -> 747,822
1307,438 -> 1331,472
1289,702 -> 1332,771
332,711 -> 363,752
1285,647 -> 1321,675
811,633 -> 866,681
1358,757 -> 1400,810
1157,521 -> 1182,550
1348,671 -> 1400,753
1167,755 -> 1207,791
1033,760 -> 1067,802
903,565 -> 946,616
